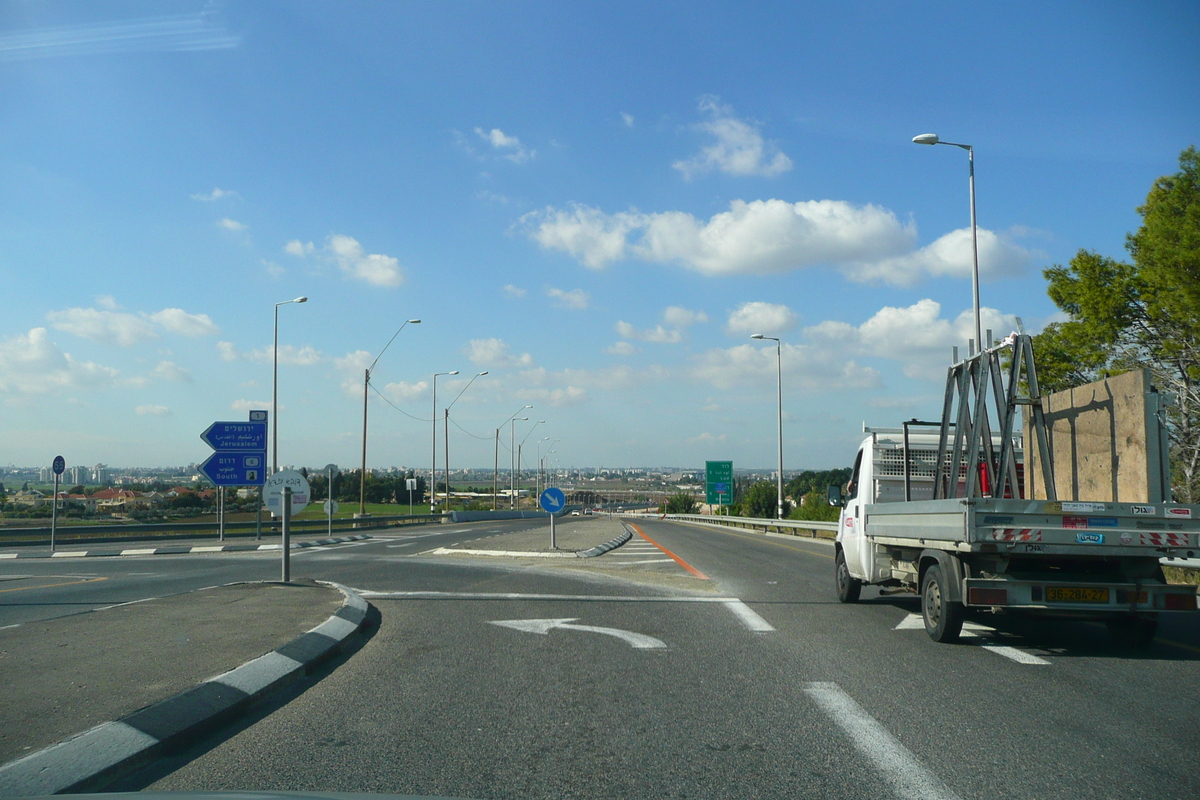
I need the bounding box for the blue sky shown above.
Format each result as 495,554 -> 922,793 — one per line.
1,1 -> 1196,473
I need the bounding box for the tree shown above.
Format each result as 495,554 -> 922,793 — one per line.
1032,146 -> 1200,501
789,490 -> 840,522
740,480 -> 792,519
661,492 -> 699,514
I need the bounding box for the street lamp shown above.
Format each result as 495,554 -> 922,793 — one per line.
360,319 -> 421,514
443,371 -> 488,511
535,437 -> 552,498
498,407 -> 533,509
272,296 -> 308,474
913,132 -> 982,355
516,420 -> 546,509
751,334 -> 785,520
431,370 -> 459,511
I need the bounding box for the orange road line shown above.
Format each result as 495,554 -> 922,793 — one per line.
0,576 -> 108,594
628,522 -> 709,580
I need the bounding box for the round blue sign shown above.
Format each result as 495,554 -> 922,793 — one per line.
52,455 -> 65,475
539,487 -> 566,513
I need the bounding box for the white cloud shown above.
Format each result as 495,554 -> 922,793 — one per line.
687,432 -> 727,444
148,308 -> 219,337
525,199 -> 914,275
690,341 -> 881,392
46,307 -> 159,346
95,294 -> 121,311
285,240 -> 315,257
465,338 -> 533,368
219,341 -> 323,366
514,385 -> 588,407
381,380 -> 428,403
326,234 -> 404,287
615,321 -> 682,344
620,112 -> 634,127
47,303 -> 219,346
805,299 -> 1019,380
153,360 -> 192,383
135,404 -> 171,416
231,399 -> 272,412
263,260 -> 285,278
0,328 -> 120,395
663,306 -> 708,327
605,341 -> 640,356
725,301 -> 799,337
545,287 -> 590,310
474,127 -> 534,163
192,188 -> 238,202
673,95 -> 792,180
503,284 -> 527,298
843,227 -> 1037,286
217,217 -> 247,231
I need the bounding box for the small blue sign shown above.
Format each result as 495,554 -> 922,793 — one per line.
713,482 -> 728,494
1076,532 -> 1104,545
539,487 -> 566,513
1088,517 -> 1119,527
200,451 -> 267,486
52,455 -> 65,475
201,421 -> 267,451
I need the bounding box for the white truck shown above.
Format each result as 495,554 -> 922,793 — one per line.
829,334 -> 1199,646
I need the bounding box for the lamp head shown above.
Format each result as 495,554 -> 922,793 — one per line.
294,296 -> 308,303
912,133 -> 940,145
478,371 -> 489,376
408,319 -> 421,324
449,370 -> 459,375
750,334 -> 765,340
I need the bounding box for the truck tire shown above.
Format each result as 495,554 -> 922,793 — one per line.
921,564 -> 964,643
1106,615 -> 1158,648
835,549 -> 861,603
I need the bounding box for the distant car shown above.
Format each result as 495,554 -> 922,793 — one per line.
570,510 -> 581,515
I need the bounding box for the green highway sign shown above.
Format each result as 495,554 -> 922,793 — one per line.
705,460 -> 733,505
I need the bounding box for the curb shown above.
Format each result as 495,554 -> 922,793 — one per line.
577,524 -> 633,558
0,534 -> 372,560
0,581 -> 371,796
667,518 -> 837,546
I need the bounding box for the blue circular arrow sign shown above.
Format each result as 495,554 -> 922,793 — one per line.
539,486 -> 566,513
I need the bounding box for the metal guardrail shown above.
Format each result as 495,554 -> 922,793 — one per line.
618,512 -> 838,539
0,513 -> 449,545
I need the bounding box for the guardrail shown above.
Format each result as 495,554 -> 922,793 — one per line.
0,513 -> 449,546
618,512 -> 838,539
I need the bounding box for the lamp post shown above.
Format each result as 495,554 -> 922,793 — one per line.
751,334 -> 785,520
499,407 -> 532,513
507,413 -> 530,509
360,319 -> 421,514
443,371 -> 487,512
913,132 -> 982,355
431,370 -> 459,512
272,296 -> 308,474
516,420 -> 546,509
538,438 -> 559,498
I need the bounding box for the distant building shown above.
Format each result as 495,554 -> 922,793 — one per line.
91,464 -> 109,484
68,466 -> 87,485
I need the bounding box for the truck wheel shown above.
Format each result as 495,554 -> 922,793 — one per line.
921,564 -> 964,643
835,549 -> 861,603
1106,615 -> 1158,648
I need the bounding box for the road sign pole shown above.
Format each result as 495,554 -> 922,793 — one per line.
550,509 -> 556,550
218,486 -> 224,542
256,489 -> 262,540
328,465 -> 334,537
281,486 -> 291,582
51,473 -> 59,553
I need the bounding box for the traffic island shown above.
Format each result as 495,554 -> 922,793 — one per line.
0,580 -> 370,796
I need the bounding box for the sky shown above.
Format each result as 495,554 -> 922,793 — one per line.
1,1 -> 1197,474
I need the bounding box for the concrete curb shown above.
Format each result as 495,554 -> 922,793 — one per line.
577,524 -> 633,558
0,581 -> 371,796
0,534 -> 372,560
668,518 -> 837,546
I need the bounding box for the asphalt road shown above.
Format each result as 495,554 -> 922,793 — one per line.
7,517 -> 1200,799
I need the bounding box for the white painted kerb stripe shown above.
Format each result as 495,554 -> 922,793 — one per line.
724,600 -> 775,632
803,682 -> 961,800
981,645 -> 1050,665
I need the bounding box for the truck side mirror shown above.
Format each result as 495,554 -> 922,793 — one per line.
827,484 -> 844,508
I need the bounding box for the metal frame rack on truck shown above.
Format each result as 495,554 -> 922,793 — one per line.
829,332 -> 1198,646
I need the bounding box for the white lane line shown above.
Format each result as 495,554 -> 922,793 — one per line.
724,599 -> 775,632
894,613 -> 1049,665
610,558 -> 676,565
0,554 -> 19,559
1,623 -> 21,630
357,590 -> 741,602
803,682 -> 961,800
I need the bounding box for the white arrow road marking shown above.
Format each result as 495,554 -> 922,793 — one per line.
489,618 -> 666,649
893,613 -> 1050,665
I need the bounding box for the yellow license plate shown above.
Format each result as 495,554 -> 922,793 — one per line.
1047,587 -> 1110,603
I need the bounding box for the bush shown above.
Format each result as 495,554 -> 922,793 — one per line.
788,490 -> 840,523
661,492 -> 699,514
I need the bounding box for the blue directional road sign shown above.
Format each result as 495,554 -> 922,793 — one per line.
200,421 -> 267,451
539,486 -> 566,513
199,451 -> 267,487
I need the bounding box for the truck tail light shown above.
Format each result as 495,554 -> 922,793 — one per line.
1165,592 -> 1198,611
969,587 -> 1008,606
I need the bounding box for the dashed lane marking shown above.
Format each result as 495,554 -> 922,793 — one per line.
894,613 -> 1050,665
